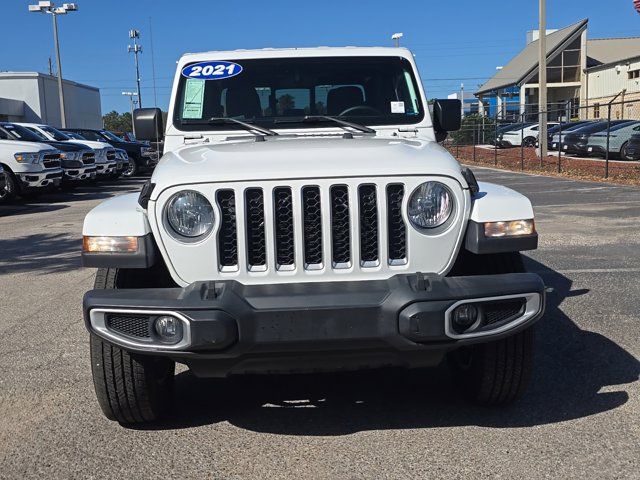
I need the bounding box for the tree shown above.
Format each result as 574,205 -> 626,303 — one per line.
102,111 -> 132,132
277,94 -> 295,115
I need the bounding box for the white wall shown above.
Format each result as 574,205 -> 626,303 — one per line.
587,59 -> 640,100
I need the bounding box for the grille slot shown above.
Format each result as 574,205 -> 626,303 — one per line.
386,184 -> 407,264
358,184 -> 379,266
106,150 -> 116,160
330,185 -> 351,267
82,152 -> 96,165
106,314 -> 152,339
43,153 -> 61,169
302,186 -> 323,267
273,187 -> 295,269
245,188 -> 266,270
216,190 -> 238,270
484,299 -> 526,325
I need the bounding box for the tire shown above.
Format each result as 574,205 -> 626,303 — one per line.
122,159 -> 138,177
448,252 -> 535,405
620,142 -> 631,160
523,136 -> 536,147
0,171 -> 18,204
90,267 -> 175,423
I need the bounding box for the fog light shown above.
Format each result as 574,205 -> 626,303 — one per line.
452,304 -> 479,333
154,315 -> 183,344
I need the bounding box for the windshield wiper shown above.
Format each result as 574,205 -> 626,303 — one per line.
277,115 -> 375,134
182,117 -> 278,136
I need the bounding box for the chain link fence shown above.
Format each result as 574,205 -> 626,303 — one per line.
443,99 -> 640,185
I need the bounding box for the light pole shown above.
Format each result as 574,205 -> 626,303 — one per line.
122,92 -> 139,136
538,0 -> 548,160
391,32 -> 403,48
28,1 -> 78,128
128,29 -> 143,108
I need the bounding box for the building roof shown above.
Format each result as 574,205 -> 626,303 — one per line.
586,37 -> 640,69
0,72 -> 99,91
476,19 -> 588,95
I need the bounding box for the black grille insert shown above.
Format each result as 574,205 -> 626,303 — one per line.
330,185 -> 351,266
245,188 -> 266,268
358,184 -> 378,265
82,152 -> 96,165
216,190 -> 238,268
302,186 -> 323,266
274,187 -> 295,267
106,314 -> 152,339
483,299 -> 526,326
387,184 -> 406,262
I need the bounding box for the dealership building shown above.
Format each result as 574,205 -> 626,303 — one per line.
0,72 -> 102,128
475,19 -> 640,121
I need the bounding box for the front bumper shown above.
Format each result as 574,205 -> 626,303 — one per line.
561,142 -> 588,155
17,168 -> 63,189
95,161 -> 117,176
63,165 -> 97,182
84,273 -> 545,377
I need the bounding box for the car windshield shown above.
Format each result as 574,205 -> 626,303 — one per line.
174,56 -> 424,131
0,123 -> 47,141
40,125 -> 71,141
574,120 -> 634,134
65,131 -> 86,140
100,130 -> 125,142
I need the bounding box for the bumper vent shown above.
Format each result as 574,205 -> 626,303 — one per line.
484,299 -> 526,325
106,314 -> 152,339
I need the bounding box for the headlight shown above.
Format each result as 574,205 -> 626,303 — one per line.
166,190 -> 214,238
14,152 -> 40,164
60,151 -> 79,161
407,181 -> 454,230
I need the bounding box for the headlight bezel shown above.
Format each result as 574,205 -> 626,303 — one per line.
14,152 -> 41,164
407,181 -> 456,233
163,190 -> 215,242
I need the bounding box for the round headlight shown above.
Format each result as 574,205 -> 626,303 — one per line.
408,182 -> 454,229
166,190 -> 214,238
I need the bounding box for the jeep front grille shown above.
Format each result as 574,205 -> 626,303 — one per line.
213,182 -> 407,273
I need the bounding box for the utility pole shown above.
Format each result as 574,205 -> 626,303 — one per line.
460,83 -> 465,119
128,29 -> 142,108
391,32 -> 403,48
122,92 -> 139,136
538,0 -> 548,160
29,2 -> 78,128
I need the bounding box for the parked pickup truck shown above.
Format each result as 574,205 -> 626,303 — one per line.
63,128 -> 158,177
0,122 -> 96,186
16,123 -> 121,179
0,138 -> 63,203
81,47 -> 544,424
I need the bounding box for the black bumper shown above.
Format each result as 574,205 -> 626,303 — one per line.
83,273 -> 545,377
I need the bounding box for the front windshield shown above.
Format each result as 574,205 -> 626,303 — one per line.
174,56 -> 424,131
40,125 -> 71,141
100,130 -> 125,142
1,123 -> 47,141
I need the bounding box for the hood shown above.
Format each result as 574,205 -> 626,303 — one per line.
68,139 -> 112,150
150,136 -> 463,198
0,139 -> 56,152
45,141 -> 90,152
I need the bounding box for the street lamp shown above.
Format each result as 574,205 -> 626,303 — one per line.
391,32 -> 403,48
28,1 -> 78,128
122,92 -> 139,136
128,29 -> 143,108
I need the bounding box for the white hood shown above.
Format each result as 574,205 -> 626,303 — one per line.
68,139 -> 112,150
150,136 -> 463,199
0,139 -> 55,152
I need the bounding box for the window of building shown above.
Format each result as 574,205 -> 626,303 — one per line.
628,69 -> 640,79
593,103 -> 600,119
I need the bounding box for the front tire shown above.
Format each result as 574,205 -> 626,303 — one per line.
448,252 -> 535,405
90,267 -> 175,423
122,159 -> 138,177
0,171 -> 18,204
523,136 -> 536,147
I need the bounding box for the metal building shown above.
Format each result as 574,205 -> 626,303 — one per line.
0,72 -> 102,128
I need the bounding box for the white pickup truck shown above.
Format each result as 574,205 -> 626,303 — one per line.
0,139 -> 63,202
81,47 -> 544,424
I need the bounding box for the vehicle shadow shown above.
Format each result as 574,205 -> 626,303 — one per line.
0,232 -> 81,275
130,257 -> 639,434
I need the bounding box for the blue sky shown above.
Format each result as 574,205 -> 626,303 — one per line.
2,0 -> 638,114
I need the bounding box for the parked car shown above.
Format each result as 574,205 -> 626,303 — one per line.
561,120 -> 636,156
548,121 -> 596,150
0,138 -> 63,203
15,123 -> 120,179
585,121 -> 640,159
623,134 -> 640,160
62,128 -> 158,177
81,46 -> 545,424
489,122 -> 535,145
0,122 -> 97,186
499,122 -> 559,147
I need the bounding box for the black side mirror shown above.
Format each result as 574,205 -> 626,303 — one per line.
432,99 -> 461,142
133,108 -> 164,142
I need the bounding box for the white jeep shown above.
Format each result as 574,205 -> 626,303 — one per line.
81,47 -> 544,424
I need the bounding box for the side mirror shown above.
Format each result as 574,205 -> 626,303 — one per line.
133,108 -> 164,142
432,99 -> 461,142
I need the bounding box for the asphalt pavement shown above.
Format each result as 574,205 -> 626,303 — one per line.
0,169 -> 638,479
